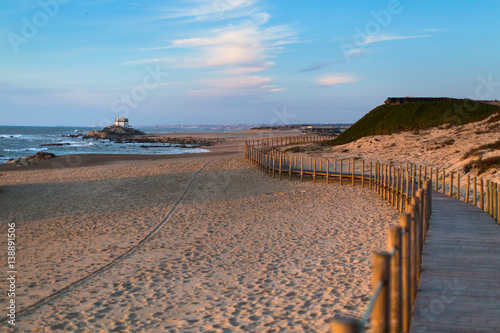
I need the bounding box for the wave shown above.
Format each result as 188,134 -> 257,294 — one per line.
0,134 -> 48,140
3,148 -> 49,152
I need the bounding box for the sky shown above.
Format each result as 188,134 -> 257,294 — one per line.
1,0 -> 499,126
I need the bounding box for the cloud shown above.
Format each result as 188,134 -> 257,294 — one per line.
339,33 -> 430,62
298,62 -> 330,73
158,0 -> 256,21
359,34 -> 429,45
121,58 -> 169,66
343,47 -> 368,57
223,62 -> 274,75
206,75 -> 271,88
174,24 -> 295,69
126,1 -> 297,97
188,75 -> 282,97
317,74 -> 362,87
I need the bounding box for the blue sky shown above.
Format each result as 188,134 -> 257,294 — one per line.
1,0 -> 499,126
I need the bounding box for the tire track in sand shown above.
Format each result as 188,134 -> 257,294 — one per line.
0,160 -> 213,325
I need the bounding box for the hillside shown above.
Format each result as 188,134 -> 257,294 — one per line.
328,100 -> 500,146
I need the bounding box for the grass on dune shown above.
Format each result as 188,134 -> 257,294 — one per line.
322,100 -> 500,146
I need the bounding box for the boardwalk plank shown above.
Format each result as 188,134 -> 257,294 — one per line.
410,192 -> 500,333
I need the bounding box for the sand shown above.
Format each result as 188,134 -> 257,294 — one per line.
0,130 -> 399,332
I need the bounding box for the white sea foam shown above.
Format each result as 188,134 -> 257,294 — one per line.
3,148 -> 49,152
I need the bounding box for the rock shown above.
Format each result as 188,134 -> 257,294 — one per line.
84,127 -> 224,147
5,152 -> 56,167
40,143 -> 71,147
84,125 -> 145,140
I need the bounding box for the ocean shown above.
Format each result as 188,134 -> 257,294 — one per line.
0,126 -> 214,164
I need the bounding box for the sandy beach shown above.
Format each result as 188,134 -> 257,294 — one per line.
0,130 -> 399,332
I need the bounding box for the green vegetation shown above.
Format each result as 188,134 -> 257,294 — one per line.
284,146 -> 307,153
325,100 -> 500,146
462,139 -> 500,159
464,156 -> 500,175
487,113 -> 500,123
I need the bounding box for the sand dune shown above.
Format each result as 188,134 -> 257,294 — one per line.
290,114 -> 500,183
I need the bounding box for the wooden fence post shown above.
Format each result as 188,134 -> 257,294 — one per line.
492,182 -> 495,217
268,153 -> 272,175
362,160 -> 365,187
372,252 -> 391,333
435,168 -> 439,192
466,175 -> 470,203
300,156 -> 304,182
388,226 -> 402,333
406,166 -> 410,207
397,169 -> 401,212
423,181 -> 430,234
418,165 -> 422,189
272,155 -> 275,178
442,169 -> 445,194
408,203 -> 418,302
384,164 -> 388,200
340,160 -> 343,185
399,214 -> 412,332
370,162 -> 373,189
395,167 -> 398,208
327,160 -> 330,184
449,172 -> 453,197
279,153 -> 282,180
310,157 -> 313,179
486,180 -> 490,214
494,183 -> 497,220
417,189 -> 425,255
474,177 -> 477,206
313,158 -> 317,183
391,166 -> 395,204
377,162 -> 381,195
330,317 -> 360,333
480,179 -> 484,210
352,159 -> 355,186
492,182 -> 495,218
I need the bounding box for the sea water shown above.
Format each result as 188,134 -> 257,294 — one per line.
0,126 -> 212,164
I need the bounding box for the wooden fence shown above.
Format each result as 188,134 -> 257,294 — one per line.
244,139 -> 500,222
244,137 -> 499,333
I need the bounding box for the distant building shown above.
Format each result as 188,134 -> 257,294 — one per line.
115,116 -> 129,128
384,97 -> 456,105
302,125 -> 344,134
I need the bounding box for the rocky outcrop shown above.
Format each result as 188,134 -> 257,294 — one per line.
6,152 -> 56,167
84,126 -> 224,147
84,126 -> 145,140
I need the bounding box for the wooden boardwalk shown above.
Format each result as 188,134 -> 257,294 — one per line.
410,191 -> 500,333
